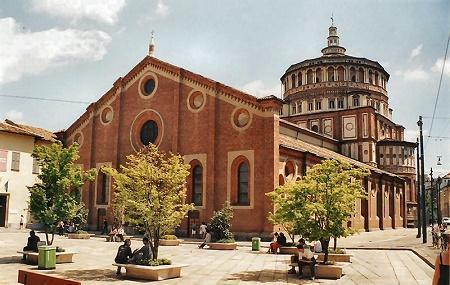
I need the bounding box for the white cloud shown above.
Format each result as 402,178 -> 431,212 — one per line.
155,0 -> 169,17
31,0 -> 127,25
0,17 -> 111,85
410,44 -> 423,59
241,80 -> 280,98
431,57 -> 450,77
395,67 -> 430,81
5,110 -> 24,123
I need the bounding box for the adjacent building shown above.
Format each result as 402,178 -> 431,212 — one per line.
0,119 -> 55,228
61,24 -> 416,237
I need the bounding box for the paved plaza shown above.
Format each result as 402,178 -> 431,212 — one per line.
0,230 -> 435,284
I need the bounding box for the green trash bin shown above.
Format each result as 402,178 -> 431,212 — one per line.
252,237 -> 261,251
38,246 -> 56,270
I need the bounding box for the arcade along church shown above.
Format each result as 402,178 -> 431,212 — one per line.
61,24 -> 418,238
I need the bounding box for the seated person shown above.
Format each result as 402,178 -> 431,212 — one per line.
297,240 -> 316,280
22,230 -> 40,260
198,230 -> 212,249
130,237 -> 151,264
115,239 -> 133,275
314,240 -> 322,253
109,226 -> 118,242
270,232 -> 287,254
117,225 -> 125,242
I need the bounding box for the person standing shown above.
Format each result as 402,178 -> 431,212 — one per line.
102,219 -> 108,235
19,215 -> 24,230
433,250 -> 450,285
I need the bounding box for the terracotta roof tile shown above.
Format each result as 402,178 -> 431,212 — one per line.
1,120 -> 56,141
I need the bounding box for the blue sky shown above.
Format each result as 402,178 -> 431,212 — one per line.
0,0 -> 449,173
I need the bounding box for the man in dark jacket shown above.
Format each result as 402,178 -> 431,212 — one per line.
115,239 -> 132,275
130,237 -> 151,264
22,230 -> 40,260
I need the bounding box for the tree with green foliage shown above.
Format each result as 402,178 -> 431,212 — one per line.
103,145 -> 194,260
28,142 -> 96,245
209,202 -> 234,242
267,159 -> 370,263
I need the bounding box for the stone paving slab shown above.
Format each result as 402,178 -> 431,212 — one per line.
0,232 -> 434,284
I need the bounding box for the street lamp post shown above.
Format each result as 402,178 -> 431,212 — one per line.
431,168 -> 434,225
437,176 -> 442,225
416,138 -> 421,238
418,116 -> 427,243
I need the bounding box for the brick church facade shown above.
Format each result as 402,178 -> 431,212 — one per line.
61,24 -> 417,237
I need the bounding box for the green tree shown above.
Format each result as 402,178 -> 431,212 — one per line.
209,202 -> 234,242
28,142 -> 96,245
103,145 -> 194,260
267,159 -> 369,263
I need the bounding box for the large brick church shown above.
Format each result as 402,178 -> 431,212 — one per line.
61,24 -> 417,237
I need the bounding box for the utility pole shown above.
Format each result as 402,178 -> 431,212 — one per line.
431,168 -> 434,225
418,116 -> 427,243
416,138 -> 421,238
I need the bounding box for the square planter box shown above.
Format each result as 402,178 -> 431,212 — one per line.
315,264 -> 344,279
279,247 -> 298,255
113,263 -> 187,281
317,253 -> 352,263
207,243 -> 237,250
67,233 -> 90,239
159,239 -> 181,246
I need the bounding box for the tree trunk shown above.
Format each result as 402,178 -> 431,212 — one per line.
152,237 -> 159,260
45,230 -> 50,246
333,237 -> 337,251
50,229 -> 55,246
321,238 -> 330,264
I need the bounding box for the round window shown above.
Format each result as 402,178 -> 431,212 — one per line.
232,108 -> 251,128
143,79 -> 156,95
140,120 -> 158,145
101,107 -> 113,124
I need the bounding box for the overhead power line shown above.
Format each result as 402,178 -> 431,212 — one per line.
426,32 -> 450,145
0,94 -> 90,105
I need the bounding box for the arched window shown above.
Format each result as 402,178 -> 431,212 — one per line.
350,67 -> 356,82
307,69 -> 313,84
337,66 -> 345,81
192,165 -> 203,206
311,125 -> 319,132
327,67 -> 335,82
237,162 -> 249,205
375,72 -> 379,86
316,68 -> 322,83
291,74 -> 296,88
353,95 -> 360,107
369,70 -> 373,84
298,72 -> 302,86
358,68 -> 365,83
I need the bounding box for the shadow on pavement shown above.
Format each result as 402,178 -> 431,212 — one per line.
0,256 -> 23,264
55,269 -> 122,282
224,269 -> 293,283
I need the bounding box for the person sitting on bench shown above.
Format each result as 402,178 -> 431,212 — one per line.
115,239 -> 133,275
22,230 -> 40,260
130,237 -> 151,264
297,239 -> 316,280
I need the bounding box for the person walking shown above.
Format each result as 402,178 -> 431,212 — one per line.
433,249 -> 450,285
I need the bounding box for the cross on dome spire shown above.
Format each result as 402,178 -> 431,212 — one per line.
321,18 -> 346,57
149,30 -> 156,57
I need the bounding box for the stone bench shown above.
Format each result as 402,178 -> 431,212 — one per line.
316,252 -> 352,263
18,251 -> 77,265
105,235 -> 133,242
18,269 -> 81,285
207,243 -> 237,250
113,263 -> 188,281
288,261 -> 346,279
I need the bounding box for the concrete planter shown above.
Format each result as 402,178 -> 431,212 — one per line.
317,253 -> 352,263
19,251 -> 76,264
279,247 -> 298,255
67,233 -> 90,239
315,264 -> 344,279
208,243 -> 237,250
159,239 -> 181,246
113,263 -> 187,281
